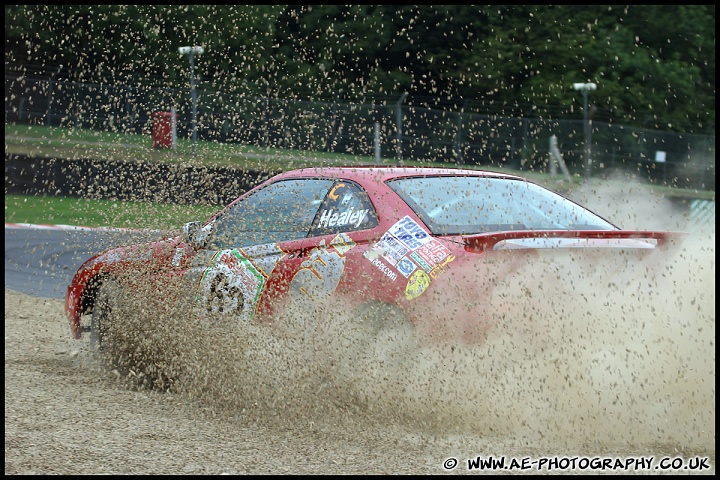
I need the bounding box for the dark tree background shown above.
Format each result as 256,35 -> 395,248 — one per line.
4,5 -> 715,134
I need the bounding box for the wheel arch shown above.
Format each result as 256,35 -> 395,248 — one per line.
71,273 -> 115,339
80,274 -> 109,316
351,299 -> 411,330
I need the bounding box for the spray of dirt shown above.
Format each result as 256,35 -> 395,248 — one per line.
95,176 -> 714,456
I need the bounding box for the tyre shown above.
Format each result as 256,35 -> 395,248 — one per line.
346,301 -> 416,363
333,302 -> 417,408
353,301 -> 409,337
90,277 -> 122,353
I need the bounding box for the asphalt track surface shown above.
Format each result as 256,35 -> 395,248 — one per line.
4,224 -> 167,299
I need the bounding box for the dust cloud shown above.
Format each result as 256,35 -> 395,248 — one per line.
95,176 -> 713,462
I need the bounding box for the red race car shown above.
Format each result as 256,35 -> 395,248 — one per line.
65,166 -> 677,350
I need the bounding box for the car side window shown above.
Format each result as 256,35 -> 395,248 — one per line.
309,180 -> 379,236
209,179 -> 334,248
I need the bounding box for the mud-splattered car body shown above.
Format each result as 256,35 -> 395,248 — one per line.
65,166 -> 677,345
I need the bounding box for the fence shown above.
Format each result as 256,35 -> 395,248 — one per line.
4,73 -> 715,191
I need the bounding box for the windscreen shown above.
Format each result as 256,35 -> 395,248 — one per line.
387,176 -> 617,235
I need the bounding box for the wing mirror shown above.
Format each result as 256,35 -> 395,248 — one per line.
182,221 -> 210,250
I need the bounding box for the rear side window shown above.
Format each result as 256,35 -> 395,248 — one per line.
387,176 -> 616,235
309,180 -> 379,236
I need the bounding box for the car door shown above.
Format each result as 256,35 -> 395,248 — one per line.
256,179 -> 381,318
185,178 -> 335,324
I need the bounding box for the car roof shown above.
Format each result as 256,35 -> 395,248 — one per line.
271,165 -> 524,183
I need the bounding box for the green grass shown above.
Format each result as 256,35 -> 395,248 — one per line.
4,123 -> 386,171
5,123 -> 587,179
4,123 -> 714,228
4,195 -> 222,230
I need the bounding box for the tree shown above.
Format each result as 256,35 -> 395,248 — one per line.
4,5 -> 715,133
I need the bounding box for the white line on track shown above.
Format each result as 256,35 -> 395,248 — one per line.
5,223 -> 137,231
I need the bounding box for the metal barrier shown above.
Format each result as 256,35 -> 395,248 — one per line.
687,200 -> 716,228
4,73 -> 715,190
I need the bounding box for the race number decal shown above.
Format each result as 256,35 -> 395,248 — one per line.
240,243 -> 285,277
197,249 -> 266,323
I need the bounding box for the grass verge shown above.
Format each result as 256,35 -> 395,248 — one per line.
4,195 -> 222,230
4,123 -> 713,229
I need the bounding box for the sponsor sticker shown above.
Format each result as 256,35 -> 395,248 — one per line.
317,206 -> 368,229
364,216 -> 455,297
409,251 -> 433,273
376,232 -> 410,266
330,232 -> 356,255
240,243 -> 285,277
429,254 -> 455,280
415,240 -> 452,266
327,182 -> 346,200
396,256 -> 417,278
290,239 -> 347,302
368,256 -> 398,281
405,270 -> 431,300
388,216 -> 432,250
171,247 -> 184,267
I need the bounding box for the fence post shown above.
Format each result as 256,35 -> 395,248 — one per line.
46,67 -> 62,126
374,122 -> 381,163
396,93 -> 407,161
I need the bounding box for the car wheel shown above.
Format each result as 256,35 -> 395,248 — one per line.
352,301 -> 408,337
333,302 -> 416,407
347,301 -> 417,364
90,277 -> 122,353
